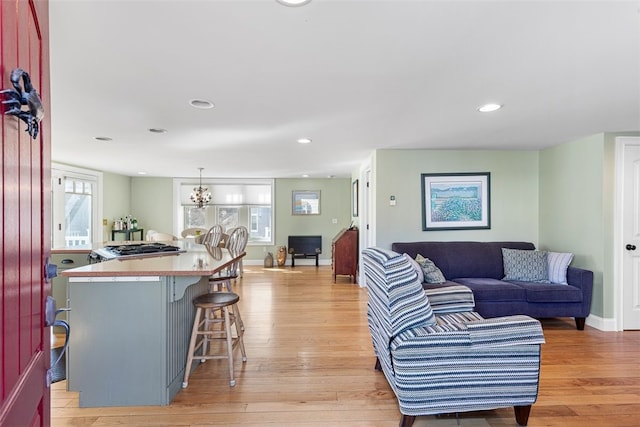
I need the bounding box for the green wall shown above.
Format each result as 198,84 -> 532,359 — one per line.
539,134 -> 607,317
273,178 -> 352,262
373,150 -> 540,249
538,132 -> 640,320
124,176 -> 351,263
102,171 -> 131,238
130,177 -> 174,237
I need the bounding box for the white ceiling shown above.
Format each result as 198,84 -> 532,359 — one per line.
48,0 -> 640,179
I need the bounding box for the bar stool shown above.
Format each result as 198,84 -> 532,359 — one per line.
209,226 -> 248,331
182,292 -> 247,388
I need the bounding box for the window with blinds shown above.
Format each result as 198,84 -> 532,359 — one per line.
177,179 -> 274,245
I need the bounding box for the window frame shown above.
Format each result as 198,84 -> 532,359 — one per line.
51,163 -> 104,248
173,177 -> 274,246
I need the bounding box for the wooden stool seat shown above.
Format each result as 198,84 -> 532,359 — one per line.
182,292 -> 247,388
194,292 -> 239,308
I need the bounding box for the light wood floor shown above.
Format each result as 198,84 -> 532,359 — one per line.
51,266 -> 640,426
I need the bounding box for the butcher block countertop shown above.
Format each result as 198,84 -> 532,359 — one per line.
61,241 -> 241,277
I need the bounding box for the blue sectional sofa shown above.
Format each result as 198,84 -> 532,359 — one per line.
391,241 -> 593,330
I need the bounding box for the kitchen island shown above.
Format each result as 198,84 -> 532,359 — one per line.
61,242 -> 242,407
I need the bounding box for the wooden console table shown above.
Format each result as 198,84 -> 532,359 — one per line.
288,235 -> 322,266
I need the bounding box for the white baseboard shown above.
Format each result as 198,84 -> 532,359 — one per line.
243,259 -> 332,267
585,314 -> 617,331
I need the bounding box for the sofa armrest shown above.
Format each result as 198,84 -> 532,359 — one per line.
566,266 -> 594,317
392,315 -> 544,350
424,285 -> 475,313
466,315 -> 545,347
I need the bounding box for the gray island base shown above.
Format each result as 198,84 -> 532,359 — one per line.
62,244 -> 242,407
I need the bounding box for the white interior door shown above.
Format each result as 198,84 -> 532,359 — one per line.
622,141 -> 640,330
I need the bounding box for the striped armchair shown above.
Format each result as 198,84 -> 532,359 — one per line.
363,248 -> 545,427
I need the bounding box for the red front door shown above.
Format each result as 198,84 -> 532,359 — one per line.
0,1 -> 51,426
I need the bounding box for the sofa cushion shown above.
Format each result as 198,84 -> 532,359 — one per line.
502,248 -> 549,282
415,254 -> 446,283
452,278 -> 527,302
547,251 -> 573,284
424,284 -> 475,313
510,281 -> 583,303
391,241 -> 536,279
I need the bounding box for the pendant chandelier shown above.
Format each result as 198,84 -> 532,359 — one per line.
190,167 -> 211,208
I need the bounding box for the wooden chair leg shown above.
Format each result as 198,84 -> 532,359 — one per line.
514,405 -> 531,426
374,357 -> 382,371
223,306 -> 236,387
233,307 -> 247,363
399,414 -> 416,427
182,307 -> 202,388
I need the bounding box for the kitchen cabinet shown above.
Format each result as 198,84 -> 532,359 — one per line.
51,251 -> 91,321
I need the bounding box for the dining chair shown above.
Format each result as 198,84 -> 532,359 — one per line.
200,224 -> 224,247
210,226 -> 248,290
209,226 -> 248,330
225,226 -> 249,277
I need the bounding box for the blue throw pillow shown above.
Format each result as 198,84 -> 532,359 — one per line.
502,248 -> 549,282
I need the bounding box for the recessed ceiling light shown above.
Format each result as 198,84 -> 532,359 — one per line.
189,99 -> 214,109
276,0 -> 312,6
93,136 -> 112,141
149,128 -> 167,134
297,138 -> 312,144
477,103 -> 503,113
302,174 -> 309,178
137,171 -> 147,175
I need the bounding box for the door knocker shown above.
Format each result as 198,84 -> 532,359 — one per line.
1,68 -> 44,139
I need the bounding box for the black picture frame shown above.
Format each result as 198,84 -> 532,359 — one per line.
421,172 -> 491,231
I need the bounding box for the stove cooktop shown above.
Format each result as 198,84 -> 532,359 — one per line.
93,243 -> 184,260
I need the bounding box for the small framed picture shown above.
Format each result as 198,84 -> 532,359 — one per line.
292,190 -> 320,215
421,172 -> 491,231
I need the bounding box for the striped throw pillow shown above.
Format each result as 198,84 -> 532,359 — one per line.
547,251 -> 573,284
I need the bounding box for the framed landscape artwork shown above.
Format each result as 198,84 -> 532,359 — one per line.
421,172 -> 491,231
292,190 -> 320,215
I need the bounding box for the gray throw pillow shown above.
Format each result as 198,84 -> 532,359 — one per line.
415,254 -> 446,284
502,248 -> 549,282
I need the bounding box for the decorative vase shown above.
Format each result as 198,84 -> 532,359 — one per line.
264,252 -> 274,268
277,246 -> 287,266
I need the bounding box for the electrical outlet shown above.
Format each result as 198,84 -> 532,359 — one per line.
102,218 -> 108,226
332,218 -> 338,224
